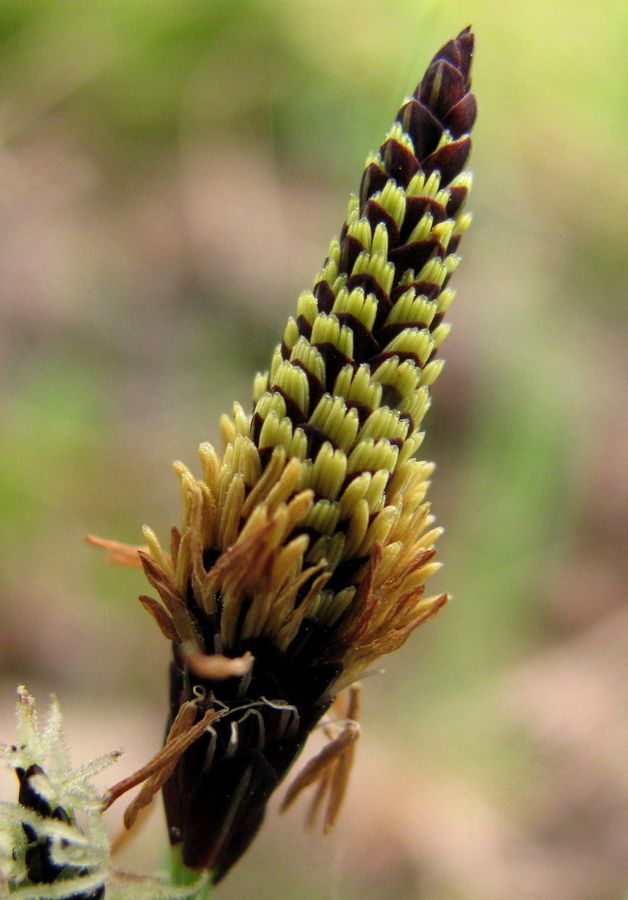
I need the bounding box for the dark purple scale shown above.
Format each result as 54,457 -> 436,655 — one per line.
163,603 -> 344,882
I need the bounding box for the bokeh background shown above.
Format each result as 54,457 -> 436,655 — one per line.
1,2 -> 627,898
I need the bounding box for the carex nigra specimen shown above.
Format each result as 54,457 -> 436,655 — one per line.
133,26 -> 476,882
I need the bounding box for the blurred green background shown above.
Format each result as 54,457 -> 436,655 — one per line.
1,1 -> 627,898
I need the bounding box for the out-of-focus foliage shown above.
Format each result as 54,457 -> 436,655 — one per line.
1,2 -> 627,898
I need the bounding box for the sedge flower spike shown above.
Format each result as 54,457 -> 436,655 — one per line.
96,26 -> 476,883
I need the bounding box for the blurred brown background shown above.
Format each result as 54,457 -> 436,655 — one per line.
1,1 -> 627,898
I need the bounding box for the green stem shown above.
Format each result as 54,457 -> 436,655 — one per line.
170,845 -> 213,899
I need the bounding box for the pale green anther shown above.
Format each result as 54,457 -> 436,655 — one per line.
363,152 -> 380,171
435,129 -> 454,150
317,586 -> 356,626
397,429 -> 427,466
263,392 -> 288,420
298,458 -> 314,490
255,391 -> 287,422
450,170 -> 473,192
289,426 -> 308,460
371,221 -> 389,257
406,171 -> 426,198
384,285 -> 415,318
338,471 -> 372,516
351,251 -> 395,295
406,170 -> 442,200
419,359 -> 445,387
436,287 -> 456,314
282,317 -> 300,352
252,371 -> 269,403
290,336 -> 326,384
310,540 -> 336,570
432,219 -> 455,251
309,395 -> 360,452
175,460 -> 195,494
309,442 -> 347,501
333,364 -> 382,410
347,437 -> 399,475
296,290 -> 319,324
357,504 -> 398,555
330,285 -> 352,315
385,291 -> 438,329
272,361 -> 309,413
258,411 -> 294,452
434,185 -> 451,208
310,314 -> 354,358
332,286 -> 378,331
308,588 -> 329,619
346,195 -> 360,223
199,441 -> 218,480
415,257 -> 448,288
436,188 -> 451,208
310,532 -> 345,570
444,254 -> 460,276
331,364 -> 354,401
232,435 -> 261,486
240,592 -> 269,640
306,589 -> 327,625
315,239 -> 342,285
329,533 -> 347,569
316,258 -> 338,286
303,498 -> 341,535
372,358 -> 422,400
232,401 -> 250,435
308,394 -> 340,430
306,534 -> 330,566
406,212 -> 435,245
374,180 -> 407,228
383,327 -> 434,366
328,237 -> 342,265
397,269 -> 415,288
364,469 -> 390,512
351,289 -> 379,333
270,346 -> 283,381
431,322 -> 451,349
399,385 -> 431,426
346,216 -> 372,250
343,499 -> 370,557
424,171 -> 443,196
454,211 -> 473,236
413,458 -> 435,483
331,274 -> 347,296
219,476 -> 245,547
383,122 -> 414,154
358,407 -> 408,445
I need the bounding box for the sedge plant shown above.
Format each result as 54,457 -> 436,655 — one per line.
1,26 -> 476,897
